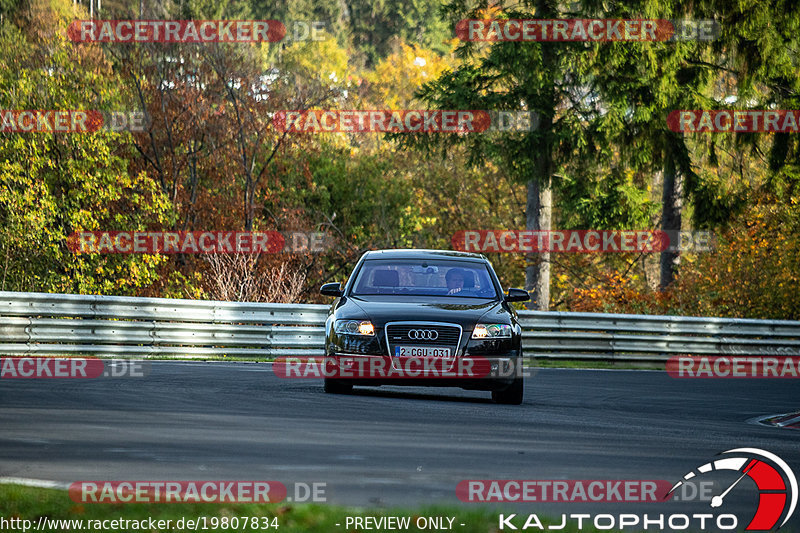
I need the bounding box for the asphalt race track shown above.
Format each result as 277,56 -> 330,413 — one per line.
1,362 -> 799,528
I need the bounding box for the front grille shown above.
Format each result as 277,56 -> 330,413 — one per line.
385,323 -> 462,355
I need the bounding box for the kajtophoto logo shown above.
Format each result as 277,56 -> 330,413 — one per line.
489,449 -> 796,531
667,448 -> 797,531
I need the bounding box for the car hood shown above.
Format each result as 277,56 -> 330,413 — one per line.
338,295 -> 508,327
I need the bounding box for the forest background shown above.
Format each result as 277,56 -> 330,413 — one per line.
1,0 -> 799,319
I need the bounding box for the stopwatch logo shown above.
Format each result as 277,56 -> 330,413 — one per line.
667,448 -> 797,530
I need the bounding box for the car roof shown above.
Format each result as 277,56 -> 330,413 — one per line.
360,249 -> 487,262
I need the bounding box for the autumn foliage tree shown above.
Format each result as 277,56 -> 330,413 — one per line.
0,0 -> 171,294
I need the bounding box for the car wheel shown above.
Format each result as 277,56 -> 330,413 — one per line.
492,378 -> 523,405
324,378 -> 353,394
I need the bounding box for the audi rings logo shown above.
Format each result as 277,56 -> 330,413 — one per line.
408,329 -> 439,341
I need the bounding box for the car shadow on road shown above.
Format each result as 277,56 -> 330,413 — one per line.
344,386 -> 495,404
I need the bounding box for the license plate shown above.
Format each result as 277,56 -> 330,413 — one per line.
394,346 -> 451,358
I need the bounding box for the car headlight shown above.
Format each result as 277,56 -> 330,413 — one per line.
472,323 -> 512,339
334,319 -> 376,336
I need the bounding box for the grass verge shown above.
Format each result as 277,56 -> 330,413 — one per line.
0,484 -> 606,533
531,359 -> 664,371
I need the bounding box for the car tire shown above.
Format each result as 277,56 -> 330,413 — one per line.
492,377 -> 523,405
324,378 -> 353,394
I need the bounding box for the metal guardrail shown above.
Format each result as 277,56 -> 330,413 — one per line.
1,291 -> 799,361
0,292 -> 327,358
518,311 -> 800,361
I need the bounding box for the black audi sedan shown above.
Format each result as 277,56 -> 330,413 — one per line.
319,249 -> 530,404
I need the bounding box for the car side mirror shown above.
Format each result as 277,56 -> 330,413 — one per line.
320,282 -> 344,297
505,288 -> 530,302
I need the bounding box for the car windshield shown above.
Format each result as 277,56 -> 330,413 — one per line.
351,259 -> 499,298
